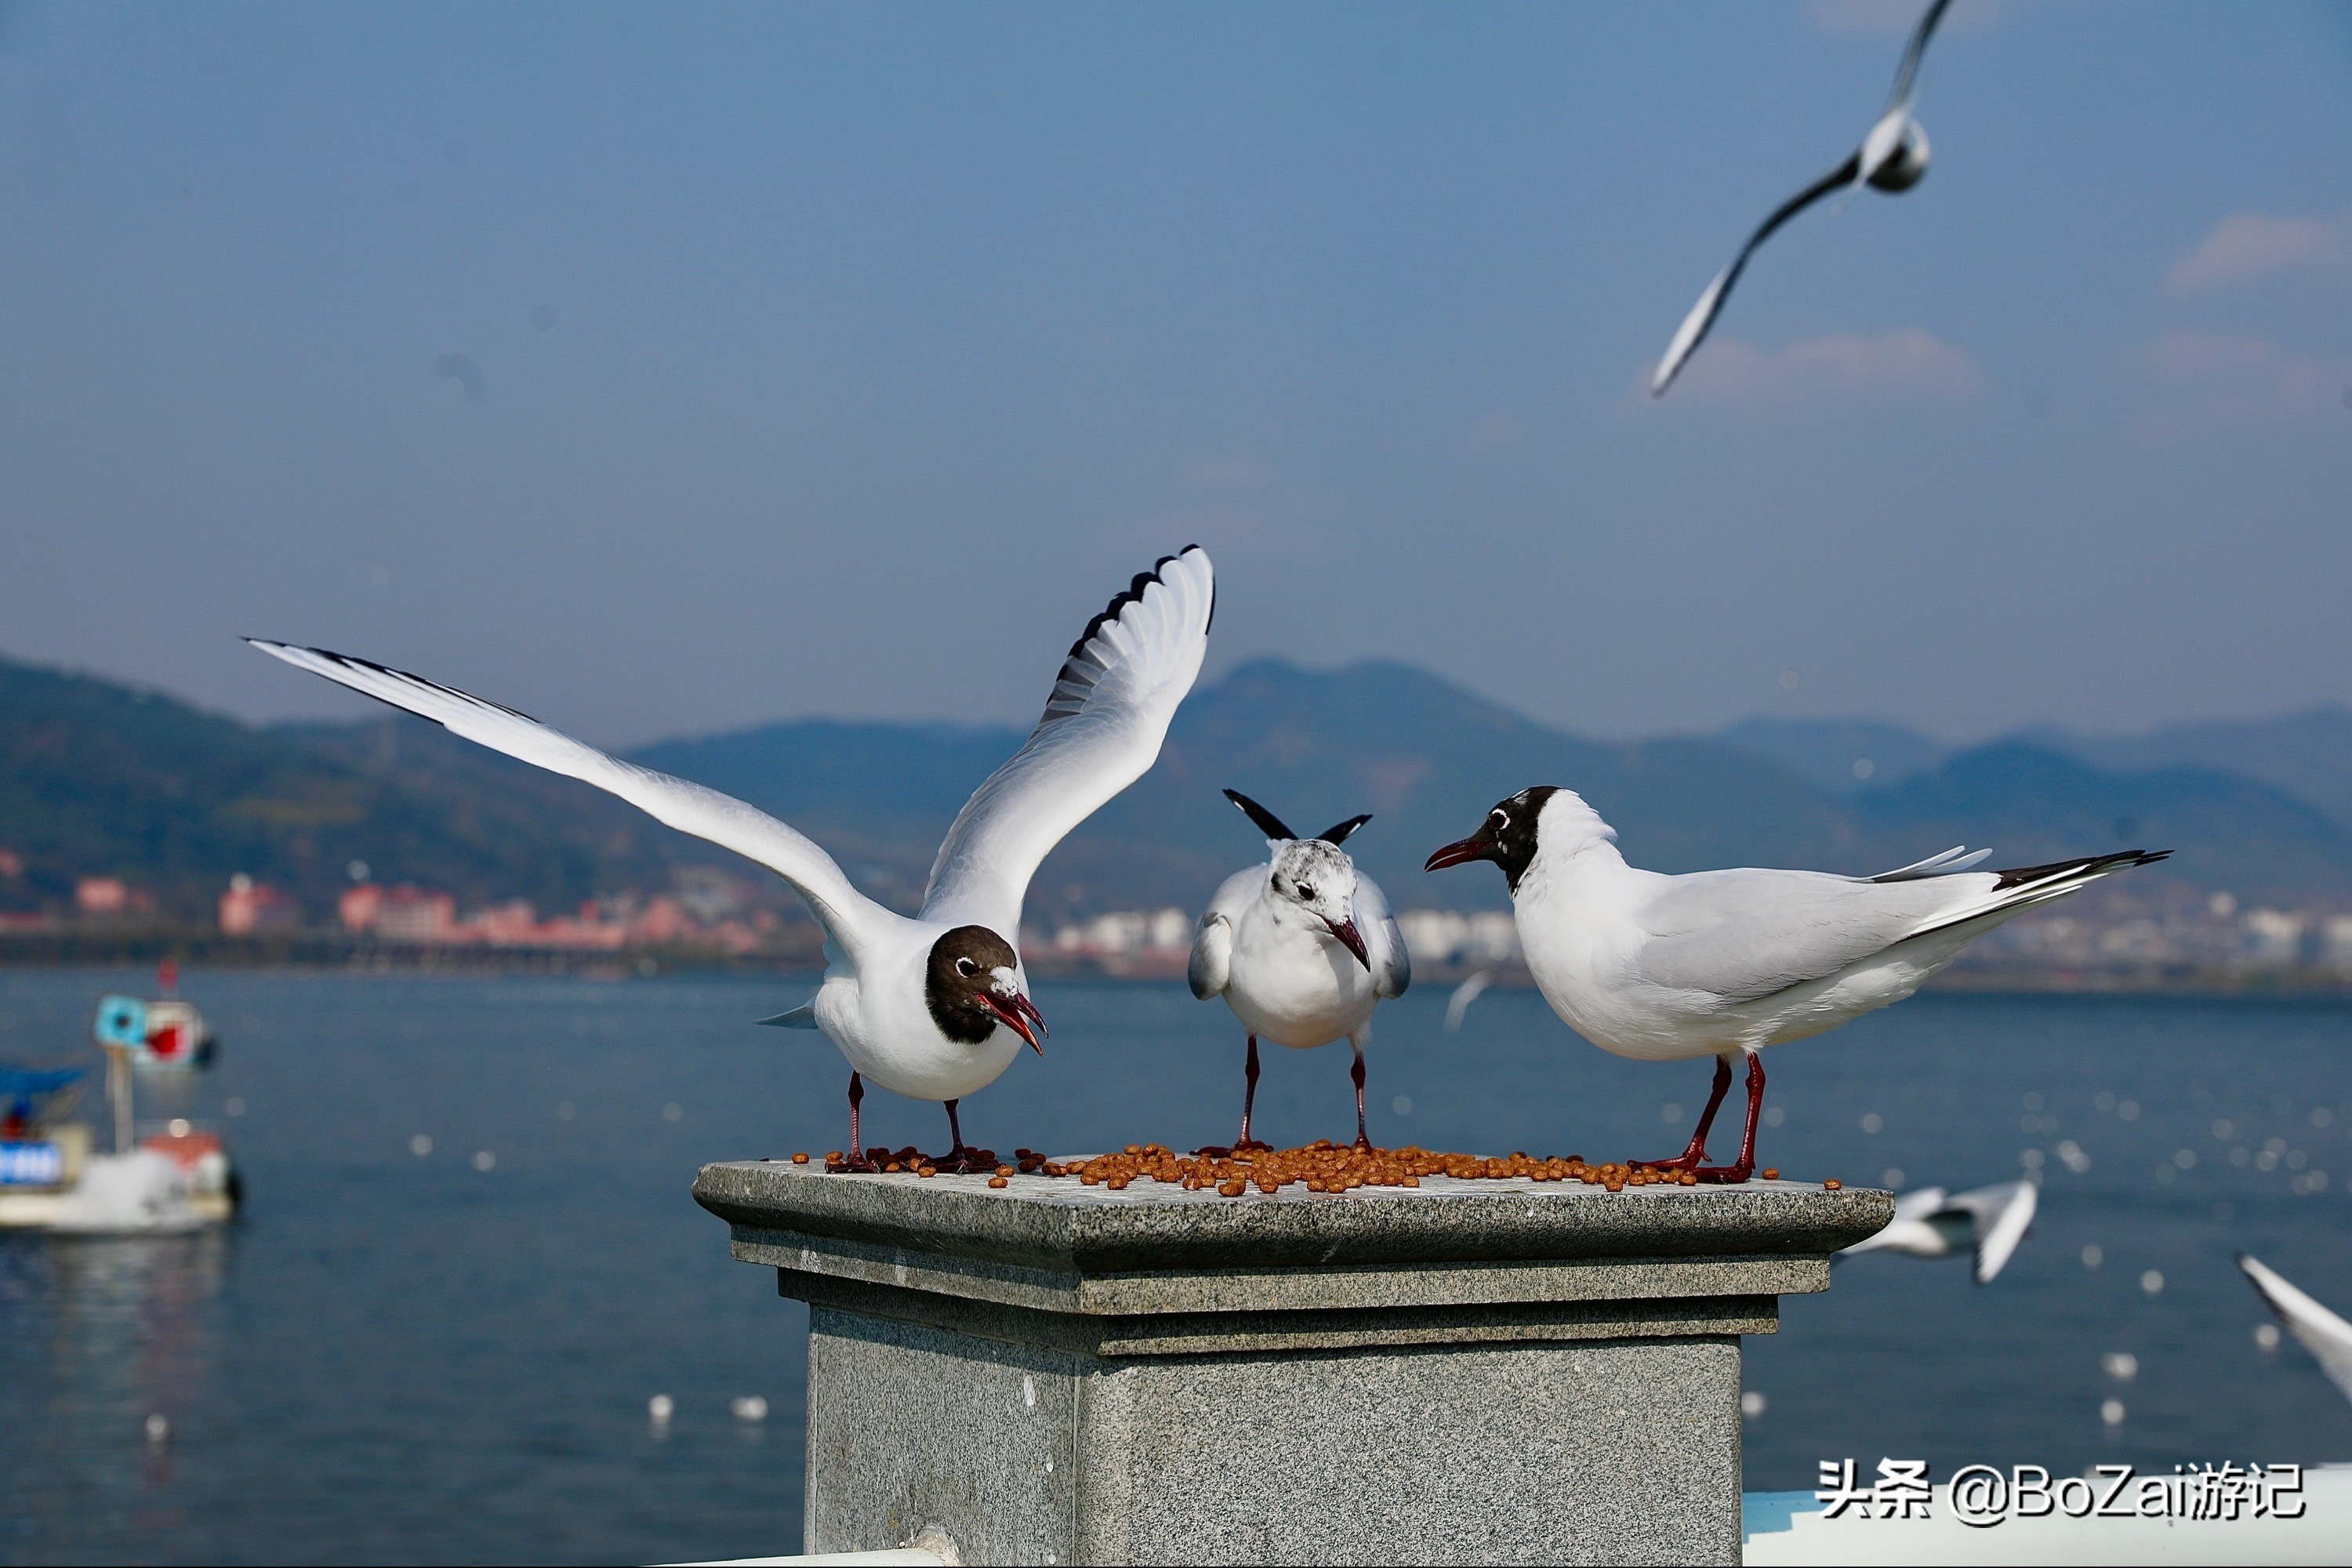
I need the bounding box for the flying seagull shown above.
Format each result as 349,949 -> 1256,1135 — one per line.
1427,786 -> 2166,1181
2238,1253 -> 2352,1406
1838,1179 -> 2037,1283
251,546 -> 1214,1172
1651,0 -> 1954,396
1188,789 -> 1409,1152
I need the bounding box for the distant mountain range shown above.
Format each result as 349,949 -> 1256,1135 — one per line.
5,650 -> 2350,927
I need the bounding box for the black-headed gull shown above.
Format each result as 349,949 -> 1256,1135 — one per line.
1188,790 -> 1410,1152
251,546 -> 1214,1173
1651,0 -> 1954,396
2238,1253 -> 2352,1405
1425,786 -> 2167,1181
1838,1179 -> 2037,1283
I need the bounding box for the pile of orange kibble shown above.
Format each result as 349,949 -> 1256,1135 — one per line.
793,1142 -> 1804,1192
1024,1140 -> 1787,1195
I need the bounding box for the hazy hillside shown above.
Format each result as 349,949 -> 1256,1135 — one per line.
1851,742 -> 2352,902
1714,717 -> 1947,795
0,657 -> 691,919
2027,707 -> 2352,833
5,649 -> 2350,927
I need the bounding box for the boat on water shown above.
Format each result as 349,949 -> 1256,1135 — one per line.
0,962 -> 241,1232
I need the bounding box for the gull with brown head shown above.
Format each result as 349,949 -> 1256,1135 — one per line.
250,546 -> 1214,1173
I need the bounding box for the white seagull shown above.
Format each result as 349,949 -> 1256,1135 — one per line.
1651,0 -> 1955,396
1426,787 -> 2167,1181
2238,1253 -> 2352,1405
1188,790 -> 1410,1152
250,546 -> 1215,1173
1838,1180 -> 2037,1283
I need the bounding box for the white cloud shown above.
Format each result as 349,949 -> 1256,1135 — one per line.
2166,213 -> 2347,295
2136,330 -> 2352,433
1660,328 -> 1984,408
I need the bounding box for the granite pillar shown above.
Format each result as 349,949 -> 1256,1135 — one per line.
692,1162 -> 1890,1567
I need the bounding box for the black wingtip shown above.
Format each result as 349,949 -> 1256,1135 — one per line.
1316,813 -> 1372,846
1991,848 -> 2172,891
1223,789 -> 1297,842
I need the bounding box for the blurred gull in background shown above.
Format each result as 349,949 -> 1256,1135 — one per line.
1651,0 -> 1954,395
1838,1179 -> 2038,1283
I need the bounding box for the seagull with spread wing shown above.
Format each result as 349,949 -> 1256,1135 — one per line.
1838,1179 -> 2038,1283
251,546 -> 1214,1173
1188,790 -> 1410,1152
1651,0 -> 1955,396
1427,786 -> 2166,1181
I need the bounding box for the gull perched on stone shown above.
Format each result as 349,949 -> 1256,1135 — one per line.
2238,1253 -> 2352,1405
1427,786 -> 2166,1181
1189,790 -> 1410,1152
251,547 -> 1215,1173
1838,1180 -> 2037,1283
1651,0 -> 1955,395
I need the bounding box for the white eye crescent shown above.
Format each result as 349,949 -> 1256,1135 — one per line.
955,956 -> 976,976
1491,810 -> 1509,829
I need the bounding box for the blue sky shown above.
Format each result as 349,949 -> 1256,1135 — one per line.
1,1 -> 2347,746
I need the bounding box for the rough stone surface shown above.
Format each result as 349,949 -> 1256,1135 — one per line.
695,1162 -> 1890,1279
698,1160 -> 1893,1566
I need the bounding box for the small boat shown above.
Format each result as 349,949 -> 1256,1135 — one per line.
0,962 -> 241,1232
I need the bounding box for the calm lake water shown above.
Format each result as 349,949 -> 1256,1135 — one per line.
3,967 -> 2350,1563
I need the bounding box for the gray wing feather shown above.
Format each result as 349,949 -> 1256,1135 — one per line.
1630,869 -> 1981,1004
1352,869 -> 1410,999
1188,866 -> 1262,1000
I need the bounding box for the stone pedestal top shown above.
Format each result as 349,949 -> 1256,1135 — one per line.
694,1160 -> 1893,1319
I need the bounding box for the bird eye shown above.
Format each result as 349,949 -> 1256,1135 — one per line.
1491,810 -> 1509,829
955,956 -> 976,976
1296,883 -> 1315,902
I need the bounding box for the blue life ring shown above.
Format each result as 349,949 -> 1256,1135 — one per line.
94,994 -> 147,1048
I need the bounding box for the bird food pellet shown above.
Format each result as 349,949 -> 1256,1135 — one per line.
987,1175 -> 1009,1189
790,1152 -> 809,1164
1824,1178 -> 1842,1190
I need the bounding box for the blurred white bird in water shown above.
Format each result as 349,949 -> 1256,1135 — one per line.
1838,1180 -> 2038,1284
1443,971 -> 1494,1033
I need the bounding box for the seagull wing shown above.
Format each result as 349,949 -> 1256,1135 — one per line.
1651,154 -> 1862,396
245,641 -> 891,960
1840,1185 -> 1947,1255
1352,868 -> 1411,1000
1188,866 -> 1261,1000
921,546 -> 1215,938
1443,971 -> 1493,1034
1887,0 -> 1953,113
1944,1180 -> 2037,1284
1629,852 -> 2169,1006
1865,846 -> 1993,882
2239,1254 -> 2352,1405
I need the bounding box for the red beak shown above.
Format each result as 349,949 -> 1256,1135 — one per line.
1323,917 -> 1371,971
1425,833 -> 1494,873
985,990 -> 1049,1054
